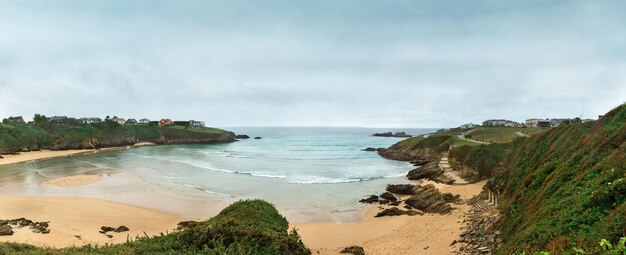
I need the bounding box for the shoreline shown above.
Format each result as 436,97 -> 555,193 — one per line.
0,142 -> 155,167
293,180 -> 486,254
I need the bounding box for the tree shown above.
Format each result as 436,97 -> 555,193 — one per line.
33,114 -> 48,128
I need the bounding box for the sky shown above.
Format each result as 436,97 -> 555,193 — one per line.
0,1 -> 625,128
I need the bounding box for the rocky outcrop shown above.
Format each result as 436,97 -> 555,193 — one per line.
358,195 -> 379,203
235,134 -> 250,139
340,246 -> 365,255
254,137 -> 263,139
375,207 -> 422,217
405,161 -> 455,184
1,218 -> 50,235
372,132 -> 412,138
361,147 -> 384,152
100,225 -> 130,237
177,220 -> 200,230
404,184 -> 452,214
380,192 -> 397,202
456,211 -> 502,254
386,184 -> 418,195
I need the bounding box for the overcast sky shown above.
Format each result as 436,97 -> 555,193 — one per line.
0,1 -> 624,128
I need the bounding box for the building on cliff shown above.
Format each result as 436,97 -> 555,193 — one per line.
78,117 -> 102,124
159,119 -> 173,126
189,120 -> 205,128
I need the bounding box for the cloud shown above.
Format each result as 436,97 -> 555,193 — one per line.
0,0 -> 624,127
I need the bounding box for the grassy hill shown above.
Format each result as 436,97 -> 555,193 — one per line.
385,104 -> 626,254
0,200 -> 311,255
0,120 -> 235,154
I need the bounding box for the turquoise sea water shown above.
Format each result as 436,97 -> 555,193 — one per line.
0,127 -> 434,222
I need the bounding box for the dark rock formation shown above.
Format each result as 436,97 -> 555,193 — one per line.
2,218 -> 50,235
386,184 -> 418,195
410,158 -> 431,167
100,226 -> 115,233
380,192 -> 397,202
0,224 -> 13,236
406,162 -> 441,180
340,246 -> 365,255
404,184 -> 452,214
114,226 -> 129,232
375,207 -> 422,217
372,132 -> 412,138
235,134 -> 250,139
442,193 -> 461,203
362,147 -> 384,152
358,195 -> 379,204
254,137 -> 263,139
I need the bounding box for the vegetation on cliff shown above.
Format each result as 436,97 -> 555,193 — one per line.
0,115 -> 234,154
385,104 -> 626,254
0,200 -> 311,255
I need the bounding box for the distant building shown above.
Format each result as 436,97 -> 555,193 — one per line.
47,116 -> 69,125
78,117 -> 102,124
126,118 -> 138,124
483,119 -> 520,127
549,118 -> 569,127
525,118 -> 540,128
189,120 -> 205,128
537,120 -> 552,128
5,116 -> 25,125
459,123 -> 479,129
159,119 -> 173,126
111,116 -> 126,125
139,118 -> 150,124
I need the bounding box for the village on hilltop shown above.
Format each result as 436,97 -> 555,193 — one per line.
1,115 -> 206,128
459,116 -> 598,129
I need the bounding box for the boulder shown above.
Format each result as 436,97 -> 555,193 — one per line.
362,147 -> 383,152
253,137 -> 263,140
380,192 -> 397,202
340,246 -> 365,255
0,225 -> 13,236
442,193 -> 461,203
235,134 -> 250,139
375,207 -> 422,217
358,195 -> 379,204
114,226 -> 129,232
404,184 -> 452,214
386,184 -> 418,195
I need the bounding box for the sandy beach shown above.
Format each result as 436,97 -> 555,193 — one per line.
0,150 -> 96,166
293,180 -> 487,255
42,175 -> 103,187
0,194 -> 182,248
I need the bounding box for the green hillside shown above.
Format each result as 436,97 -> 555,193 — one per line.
0,117 -> 235,155
0,200 -> 311,255
385,104 -> 626,254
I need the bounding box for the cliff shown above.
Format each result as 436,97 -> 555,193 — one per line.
0,121 -> 235,154
382,104 -> 626,254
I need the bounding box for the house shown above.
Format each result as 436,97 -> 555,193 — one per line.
159,119 -> 173,126
525,118 -> 540,128
537,120 -> 552,128
139,118 -> 150,124
47,116 -> 69,125
459,123 -> 479,129
111,116 -> 126,125
549,118 -> 569,127
78,117 -> 102,124
189,120 -> 205,128
126,119 -> 138,125
5,116 -> 25,125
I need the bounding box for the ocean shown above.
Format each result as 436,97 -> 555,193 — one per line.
0,127 -> 434,222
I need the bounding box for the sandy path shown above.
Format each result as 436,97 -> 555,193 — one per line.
294,181 -> 486,255
0,194 -> 182,248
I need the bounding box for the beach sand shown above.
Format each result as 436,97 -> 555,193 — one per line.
293,180 -> 486,255
0,142 -> 156,167
0,150 -> 95,166
42,175 -> 102,187
0,194 -> 182,248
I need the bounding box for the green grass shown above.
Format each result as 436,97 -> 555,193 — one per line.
0,121 -> 233,154
466,127 -> 547,144
0,200 -> 311,255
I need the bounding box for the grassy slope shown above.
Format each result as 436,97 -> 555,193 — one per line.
0,122 -> 233,154
0,200 -> 311,255
387,104 -> 626,253
467,127 -> 546,144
